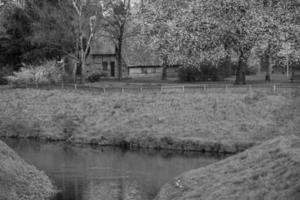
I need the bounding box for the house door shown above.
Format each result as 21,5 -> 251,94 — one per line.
110,62 -> 115,77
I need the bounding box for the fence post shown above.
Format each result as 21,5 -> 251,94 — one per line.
273,84 -> 277,94
248,85 -> 252,93
122,88 -> 125,93
182,86 -> 185,93
74,84 -> 77,90
140,87 -> 143,93
103,87 -> 106,93
204,84 -> 207,92
225,85 -> 228,93
61,80 -> 64,89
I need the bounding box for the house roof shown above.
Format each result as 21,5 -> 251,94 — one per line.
90,20 -> 167,67
90,30 -> 116,55
90,34 -> 162,67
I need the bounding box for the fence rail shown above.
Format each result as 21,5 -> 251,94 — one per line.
6,82 -> 300,96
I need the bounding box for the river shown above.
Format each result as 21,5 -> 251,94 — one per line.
4,139 -> 224,200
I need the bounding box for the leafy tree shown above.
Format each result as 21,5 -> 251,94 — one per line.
100,0 -> 139,80
141,0 -> 188,80
28,0 -> 103,81
0,2 -> 32,69
142,0 -> 300,84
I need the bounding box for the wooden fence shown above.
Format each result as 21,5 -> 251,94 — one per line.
8,82 -> 300,96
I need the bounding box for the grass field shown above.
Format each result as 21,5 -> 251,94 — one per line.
0,88 -> 299,153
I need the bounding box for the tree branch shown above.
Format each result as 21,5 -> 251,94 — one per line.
72,0 -> 81,16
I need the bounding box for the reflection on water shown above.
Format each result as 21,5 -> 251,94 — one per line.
3,139 -> 224,200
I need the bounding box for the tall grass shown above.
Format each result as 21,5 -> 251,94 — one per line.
0,89 -> 298,146
0,140 -> 55,200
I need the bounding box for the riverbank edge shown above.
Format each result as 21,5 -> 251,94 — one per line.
154,135 -> 300,200
0,133 -> 256,154
0,140 -> 56,200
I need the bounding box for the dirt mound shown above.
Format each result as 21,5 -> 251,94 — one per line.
0,140 -> 55,200
155,136 -> 300,200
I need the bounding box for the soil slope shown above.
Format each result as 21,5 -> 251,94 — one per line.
155,136 -> 300,200
0,140 -> 55,200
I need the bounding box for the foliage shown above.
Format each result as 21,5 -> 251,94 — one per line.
87,71 -> 109,82
178,64 -> 218,82
0,3 -> 35,67
27,0 -> 76,60
5,60 -> 64,86
0,0 -> 103,79
28,0 -> 104,81
178,67 -> 202,82
141,0 -> 300,84
0,66 -> 13,84
178,60 -> 235,82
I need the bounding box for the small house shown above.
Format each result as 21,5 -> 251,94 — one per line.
85,32 -> 180,80
123,43 -> 180,80
86,34 -> 128,78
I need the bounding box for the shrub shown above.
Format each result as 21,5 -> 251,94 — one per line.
178,61 -> 233,82
178,67 -> 203,82
246,66 -> 258,75
87,71 -> 109,82
0,67 -> 13,85
5,60 -> 64,86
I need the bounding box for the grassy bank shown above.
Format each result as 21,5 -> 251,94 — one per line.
0,88 -> 299,153
0,140 -> 55,200
155,135 -> 300,200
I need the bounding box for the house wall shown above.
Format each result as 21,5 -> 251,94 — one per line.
129,67 -> 162,78
166,67 -> 179,79
129,66 -> 179,80
87,54 -> 128,78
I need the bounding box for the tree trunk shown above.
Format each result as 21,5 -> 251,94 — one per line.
117,47 -> 122,80
235,51 -> 246,84
79,41 -> 85,83
265,45 -> 272,81
265,55 -> 272,81
81,54 -> 86,83
73,62 -> 77,83
161,56 -> 168,80
114,28 -> 123,80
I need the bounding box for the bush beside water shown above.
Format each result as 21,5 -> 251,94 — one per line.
0,140 -> 55,200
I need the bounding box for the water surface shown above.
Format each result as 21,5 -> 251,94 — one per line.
3,139 -> 224,200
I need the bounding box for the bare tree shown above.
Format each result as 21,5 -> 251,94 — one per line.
100,0 -> 137,80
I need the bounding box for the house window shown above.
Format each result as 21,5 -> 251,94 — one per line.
141,68 -> 148,74
103,62 -> 108,71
